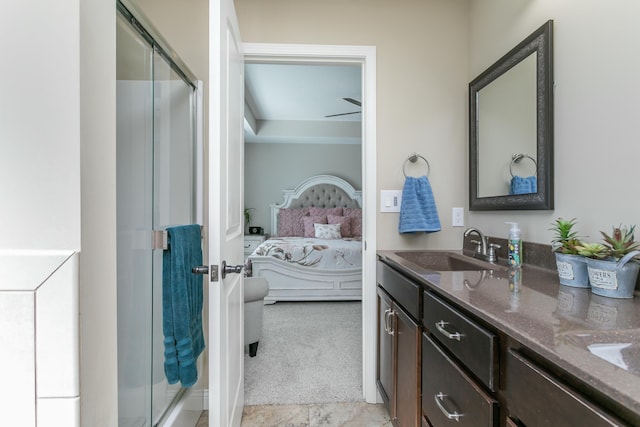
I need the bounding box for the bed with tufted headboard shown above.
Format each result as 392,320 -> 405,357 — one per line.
246,174 -> 363,303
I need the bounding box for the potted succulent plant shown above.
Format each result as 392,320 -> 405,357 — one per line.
550,217 -> 589,288
577,225 -> 640,299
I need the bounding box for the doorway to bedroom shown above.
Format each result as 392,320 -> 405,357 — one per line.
242,43 -> 377,405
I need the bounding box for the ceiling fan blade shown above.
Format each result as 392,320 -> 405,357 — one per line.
324,111 -> 362,118
343,97 -> 361,107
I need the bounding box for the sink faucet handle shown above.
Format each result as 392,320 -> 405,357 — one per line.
487,243 -> 501,263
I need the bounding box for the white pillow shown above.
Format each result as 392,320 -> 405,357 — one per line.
314,223 -> 342,239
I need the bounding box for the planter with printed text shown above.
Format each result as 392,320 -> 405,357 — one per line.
555,253 -> 590,288
585,251 -> 640,299
550,218 -> 589,288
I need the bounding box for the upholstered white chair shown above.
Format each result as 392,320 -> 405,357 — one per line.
244,277 -> 269,357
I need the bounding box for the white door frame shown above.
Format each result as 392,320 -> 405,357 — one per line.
243,43 -> 378,403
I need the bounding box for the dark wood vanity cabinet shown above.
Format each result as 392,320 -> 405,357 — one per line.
422,291 -> 499,427
377,262 -> 421,427
505,349 -> 624,426
377,255 -> 630,427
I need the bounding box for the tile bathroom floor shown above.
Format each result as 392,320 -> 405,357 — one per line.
196,402 -> 392,426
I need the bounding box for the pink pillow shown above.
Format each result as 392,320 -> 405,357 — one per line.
309,207 -> 343,217
342,208 -> 362,237
302,215 -> 327,237
278,207 -> 309,236
327,215 -> 352,237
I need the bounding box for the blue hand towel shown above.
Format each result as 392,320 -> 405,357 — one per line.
163,224 -> 205,387
399,176 -> 441,233
510,176 -> 537,195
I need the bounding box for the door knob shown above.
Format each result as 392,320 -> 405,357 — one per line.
221,260 -> 243,279
192,265 -> 209,275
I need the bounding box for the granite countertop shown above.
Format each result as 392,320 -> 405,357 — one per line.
377,249 -> 640,421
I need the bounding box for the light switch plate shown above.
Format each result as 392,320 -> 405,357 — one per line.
380,190 -> 402,212
452,207 -> 464,227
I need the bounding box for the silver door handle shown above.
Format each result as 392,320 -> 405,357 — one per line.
221,260 -> 243,279
192,266 -> 209,275
383,308 -> 391,334
386,309 -> 395,336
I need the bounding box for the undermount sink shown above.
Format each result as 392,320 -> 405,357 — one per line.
393,251 -> 505,272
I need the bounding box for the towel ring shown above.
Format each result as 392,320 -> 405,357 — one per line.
403,153 -> 430,178
509,153 -> 537,178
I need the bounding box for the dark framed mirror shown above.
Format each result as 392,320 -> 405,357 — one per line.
469,20 -> 553,210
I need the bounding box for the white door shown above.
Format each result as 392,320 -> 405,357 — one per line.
208,0 -> 245,425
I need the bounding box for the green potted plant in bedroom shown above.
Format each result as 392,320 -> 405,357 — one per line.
577,224 -> 640,299
244,208 -> 254,234
550,217 -> 589,288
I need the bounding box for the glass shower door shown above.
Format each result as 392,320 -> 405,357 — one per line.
150,49 -> 197,425
116,12 -> 155,427
117,8 -> 198,427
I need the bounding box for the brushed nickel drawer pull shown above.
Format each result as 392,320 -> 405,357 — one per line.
435,321 -> 463,341
383,308 -> 391,333
434,392 -> 462,422
386,309 -> 396,335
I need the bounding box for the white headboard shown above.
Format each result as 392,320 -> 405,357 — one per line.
270,175 -> 362,235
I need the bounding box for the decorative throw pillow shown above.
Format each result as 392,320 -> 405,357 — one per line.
342,208 -> 362,237
314,223 -> 342,239
309,207 -> 343,217
327,215 -> 352,237
302,215 -> 327,237
278,207 -> 309,237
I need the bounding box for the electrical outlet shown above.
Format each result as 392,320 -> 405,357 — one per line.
380,190 -> 402,212
452,207 -> 464,227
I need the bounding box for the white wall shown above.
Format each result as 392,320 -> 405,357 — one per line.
80,0 -> 118,425
0,1 -> 81,250
1,1 -> 84,425
468,0 -> 640,245
245,142 -> 362,235
235,0 -> 470,250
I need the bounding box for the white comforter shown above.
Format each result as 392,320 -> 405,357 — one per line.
249,237 -> 363,270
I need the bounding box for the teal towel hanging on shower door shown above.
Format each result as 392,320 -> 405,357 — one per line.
162,224 -> 205,387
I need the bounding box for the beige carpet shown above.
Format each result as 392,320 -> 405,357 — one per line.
244,301 -> 363,405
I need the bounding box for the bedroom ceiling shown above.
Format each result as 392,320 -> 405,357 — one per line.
244,62 -> 362,145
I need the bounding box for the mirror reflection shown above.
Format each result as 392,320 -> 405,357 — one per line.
477,54 -> 537,197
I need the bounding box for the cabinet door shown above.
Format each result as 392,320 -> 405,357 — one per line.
377,287 -> 395,414
422,333 -> 499,427
395,302 -> 421,427
506,349 -> 623,426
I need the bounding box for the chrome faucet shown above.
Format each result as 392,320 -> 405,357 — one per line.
463,227 -> 500,263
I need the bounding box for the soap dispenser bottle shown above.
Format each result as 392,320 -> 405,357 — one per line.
506,222 -> 522,267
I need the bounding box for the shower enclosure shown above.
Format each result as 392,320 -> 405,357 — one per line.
116,2 -> 203,426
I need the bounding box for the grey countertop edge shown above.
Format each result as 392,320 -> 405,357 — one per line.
377,250 -> 640,422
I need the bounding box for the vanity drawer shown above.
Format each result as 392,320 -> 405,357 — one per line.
377,261 -> 421,320
422,333 -> 499,427
506,349 -> 623,426
423,291 -> 498,391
